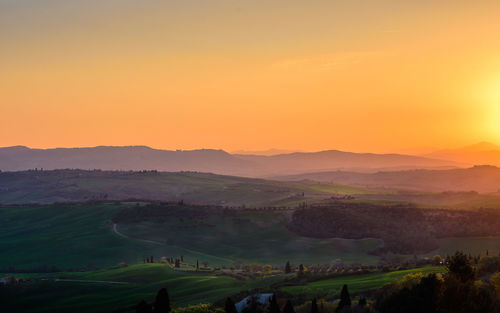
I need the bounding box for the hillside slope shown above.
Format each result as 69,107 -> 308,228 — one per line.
275,165 -> 500,193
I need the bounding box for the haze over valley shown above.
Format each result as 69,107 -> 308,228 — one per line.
3,1 -> 500,312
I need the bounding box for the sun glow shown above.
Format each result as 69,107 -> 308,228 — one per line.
480,79 -> 500,140
1,1 -> 500,151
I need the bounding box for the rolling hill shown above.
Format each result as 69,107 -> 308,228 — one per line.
275,165 -> 500,193
0,146 -> 459,177
0,169 -> 387,205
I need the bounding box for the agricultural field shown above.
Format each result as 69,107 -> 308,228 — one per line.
0,264 -> 286,313
2,201 -> 500,313
0,203 -> 382,271
3,202 -> 500,272
114,207 -> 382,266
280,266 -> 445,298
0,264 -> 448,313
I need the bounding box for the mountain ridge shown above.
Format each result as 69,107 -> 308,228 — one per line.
0,145 -> 463,177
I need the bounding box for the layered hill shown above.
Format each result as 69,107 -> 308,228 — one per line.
0,169 -> 351,205
276,165 -> 500,193
0,145 -> 458,177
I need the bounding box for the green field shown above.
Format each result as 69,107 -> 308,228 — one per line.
0,204 -> 383,270
116,209 -> 382,266
0,204 -> 232,269
1,264 -> 447,313
1,264 -> 286,313
281,266 -> 445,298
3,201 -> 500,313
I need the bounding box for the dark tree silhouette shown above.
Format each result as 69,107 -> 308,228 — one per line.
268,294 -> 280,313
225,298 -> 238,313
375,273 -> 442,313
297,264 -> 304,277
336,284 -> 351,313
285,261 -> 292,274
311,299 -> 318,313
283,300 -> 295,313
154,288 -> 171,313
447,251 -> 475,282
136,300 -> 152,313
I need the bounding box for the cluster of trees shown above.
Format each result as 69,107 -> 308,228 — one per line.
137,286 -> 368,313
136,288 -> 171,313
287,203 -> 500,254
232,288 -> 367,313
147,255 -> 206,270
375,252 -> 499,313
137,251 -> 500,313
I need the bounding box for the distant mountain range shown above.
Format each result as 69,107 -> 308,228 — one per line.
0,145 -> 460,177
424,142 -> 500,167
275,165 -> 500,193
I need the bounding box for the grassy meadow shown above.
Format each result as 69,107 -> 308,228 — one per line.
2,197 -> 500,313
281,266 -> 445,298
0,264 -> 286,313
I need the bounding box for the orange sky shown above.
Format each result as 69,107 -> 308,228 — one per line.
1,0 -> 500,153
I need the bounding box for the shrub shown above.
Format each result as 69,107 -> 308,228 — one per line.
478,256 -> 500,276
172,304 -> 224,313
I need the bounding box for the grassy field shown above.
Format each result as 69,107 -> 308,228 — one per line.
280,266 -> 445,298
0,204 -> 231,270
116,208 -> 382,266
0,203 -> 383,270
1,264 -> 446,313
1,264 -> 286,313
303,183 -> 392,195
4,202 -> 500,272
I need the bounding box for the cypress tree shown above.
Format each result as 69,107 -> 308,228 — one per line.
311,299 -> 318,313
336,285 -> 351,313
358,298 -> 366,306
154,288 -> 171,313
298,264 -> 304,277
283,300 -> 295,313
268,294 -> 280,313
136,300 -> 152,313
225,297 -> 238,313
197,260 -> 199,271
285,261 -> 292,274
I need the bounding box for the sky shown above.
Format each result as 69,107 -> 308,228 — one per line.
1,0 -> 500,153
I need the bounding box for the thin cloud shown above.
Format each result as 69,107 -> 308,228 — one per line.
272,51 -> 386,71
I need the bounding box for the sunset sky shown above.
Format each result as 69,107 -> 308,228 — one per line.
1,0 -> 500,153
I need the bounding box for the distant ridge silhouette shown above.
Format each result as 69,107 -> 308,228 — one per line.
0,145 -> 461,177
